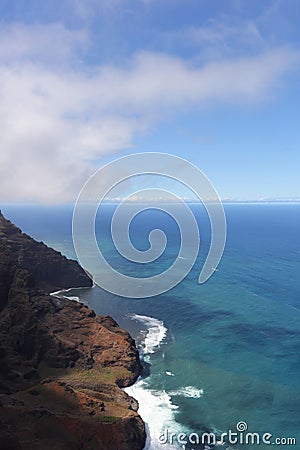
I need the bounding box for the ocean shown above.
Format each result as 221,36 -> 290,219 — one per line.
2,203 -> 300,450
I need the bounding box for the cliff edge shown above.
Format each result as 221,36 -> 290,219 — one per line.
0,211 -> 146,450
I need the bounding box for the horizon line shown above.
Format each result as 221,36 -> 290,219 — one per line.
1,199 -> 300,207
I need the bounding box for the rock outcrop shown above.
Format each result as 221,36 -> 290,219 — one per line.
0,212 -> 93,295
0,211 -> 146,450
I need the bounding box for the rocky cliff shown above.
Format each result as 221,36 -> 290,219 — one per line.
0,211 -> 146,450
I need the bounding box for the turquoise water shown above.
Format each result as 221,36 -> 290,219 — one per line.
2,203 -> 300,449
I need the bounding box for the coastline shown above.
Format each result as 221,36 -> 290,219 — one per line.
56,286 -> 172,450
53,288 -> 153,448
59,287 -> 202,450
52,287 -> 157,448
2,205 -> 300,449
123,314 -> 177,450
0,211 -> 146,449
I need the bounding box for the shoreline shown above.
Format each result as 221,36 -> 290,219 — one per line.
52,288 -> 150,447
54,287 -> 171,450
0,210 -> 146,449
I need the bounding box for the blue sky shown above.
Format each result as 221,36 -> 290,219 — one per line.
0,0 -> 299,202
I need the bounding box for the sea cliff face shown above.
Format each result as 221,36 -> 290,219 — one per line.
0,211 -> 146,450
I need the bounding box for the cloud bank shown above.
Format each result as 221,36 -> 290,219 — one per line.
0,23 -> 298,202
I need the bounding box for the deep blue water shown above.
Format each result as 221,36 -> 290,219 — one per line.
2,203 -> 300,449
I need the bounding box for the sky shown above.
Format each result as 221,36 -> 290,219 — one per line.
0,0 -> 299,203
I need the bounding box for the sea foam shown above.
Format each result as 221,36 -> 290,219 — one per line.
50,286 -> 90,304
125,380 -> 180,450
168,386 -> 204,399
125,314 -> 183,450
128,314 -> 167,355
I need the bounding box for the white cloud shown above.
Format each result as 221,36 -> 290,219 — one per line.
96,49 -> 298,109
0,23 -> 298,203
0,23 -> 88,66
